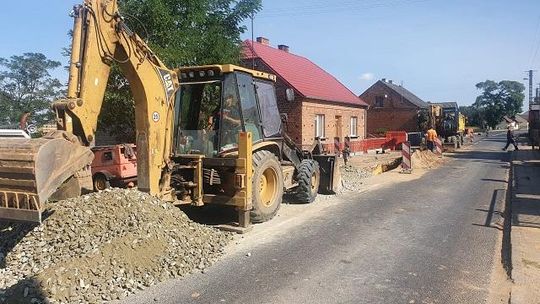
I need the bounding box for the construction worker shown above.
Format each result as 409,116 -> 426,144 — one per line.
502,125 -> 519,151
426,126 -> 438,152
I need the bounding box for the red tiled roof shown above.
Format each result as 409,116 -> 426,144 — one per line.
242,40 -> 367,107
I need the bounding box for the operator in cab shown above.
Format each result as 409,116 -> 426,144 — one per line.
210,94 -> 242,152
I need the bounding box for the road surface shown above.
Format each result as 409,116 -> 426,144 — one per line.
122,134 -> 511,304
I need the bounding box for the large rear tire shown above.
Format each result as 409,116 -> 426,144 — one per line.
296,160 -> 320,203
250,150 -> 284,223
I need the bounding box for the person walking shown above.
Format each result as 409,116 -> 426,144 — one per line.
502,125 -> 519,151
426,126 -> 438,152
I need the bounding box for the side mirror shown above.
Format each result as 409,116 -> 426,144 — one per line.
286,88 -> 295,102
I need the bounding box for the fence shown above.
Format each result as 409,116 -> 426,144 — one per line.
320,131 -> 408,154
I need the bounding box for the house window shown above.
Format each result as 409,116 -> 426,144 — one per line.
375,96 -> 384,107
315,114 -> 325,139
350,116 -> 358,137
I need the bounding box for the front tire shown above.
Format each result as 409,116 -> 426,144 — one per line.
250,151 -> 284,223
296,160 -> 320,203
93,174 -> 110,191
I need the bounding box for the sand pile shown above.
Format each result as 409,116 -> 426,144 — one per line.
411,150 -> 444,169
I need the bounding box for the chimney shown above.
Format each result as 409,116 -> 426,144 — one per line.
278,44 -> 289,52
388,80 -> 393,84
256,37 -> 270,46
381,78 -> 387,82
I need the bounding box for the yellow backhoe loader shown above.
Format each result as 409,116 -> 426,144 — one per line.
0,0 -> 339,226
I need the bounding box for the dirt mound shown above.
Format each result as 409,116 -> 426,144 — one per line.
411,150 -> 444,169
0,188 -> 232,303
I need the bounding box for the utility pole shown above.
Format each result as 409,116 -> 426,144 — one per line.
524,70 -> 537,109
251,14 -> 255,70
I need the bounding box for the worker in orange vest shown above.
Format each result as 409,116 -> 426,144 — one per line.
426,126 -> 438,152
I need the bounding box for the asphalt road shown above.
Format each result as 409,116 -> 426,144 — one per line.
123,134 -> 511,304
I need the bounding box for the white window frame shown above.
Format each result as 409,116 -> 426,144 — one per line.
350,116 -> 358,137
315,114 -> 325,139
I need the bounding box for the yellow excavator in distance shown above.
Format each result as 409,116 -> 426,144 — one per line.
0,0 -> 339,226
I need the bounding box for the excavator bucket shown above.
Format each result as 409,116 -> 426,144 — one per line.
313,155 -> 341,194
0,132 -> 94,223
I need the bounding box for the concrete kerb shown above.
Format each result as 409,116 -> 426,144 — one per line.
501,149 -> 540,304
501,151 -> 515,280
505,148 -> 540,304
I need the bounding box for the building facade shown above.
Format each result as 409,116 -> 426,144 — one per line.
242,37 -> 368,150
360,79 -> 428,135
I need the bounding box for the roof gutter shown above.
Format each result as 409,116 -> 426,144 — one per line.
304,96 -> 369,108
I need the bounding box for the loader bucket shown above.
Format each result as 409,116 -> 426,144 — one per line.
313,155 -> 341,194
0,134 -> 93,222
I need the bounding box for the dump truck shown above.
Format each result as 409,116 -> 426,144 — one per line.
0,0 -> 339,226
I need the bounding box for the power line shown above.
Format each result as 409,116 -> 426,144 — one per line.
529,16 -> 540,66
256,0 -> 433,18
259,0 -> 429,17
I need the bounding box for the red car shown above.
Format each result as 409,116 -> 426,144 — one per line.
90,144 -> 137,191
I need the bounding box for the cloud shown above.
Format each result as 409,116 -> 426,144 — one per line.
359,73 -> 374,81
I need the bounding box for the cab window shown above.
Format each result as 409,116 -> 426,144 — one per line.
255,80 -> 281,137
236,72 -> 263,142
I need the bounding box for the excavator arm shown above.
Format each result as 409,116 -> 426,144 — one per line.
0,0 -> 179,222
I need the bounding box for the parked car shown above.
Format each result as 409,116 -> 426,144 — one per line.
90,144 -> 137,191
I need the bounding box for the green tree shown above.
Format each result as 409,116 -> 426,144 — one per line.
95,0 -> 261,141
0,53 -> 63,127
473,80 -> 524,129
459,105 -> 484,128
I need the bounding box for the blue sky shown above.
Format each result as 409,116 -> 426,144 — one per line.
1,0 -> 539,109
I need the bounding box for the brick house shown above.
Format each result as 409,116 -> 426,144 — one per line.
360,79 -> 428,135
241,37 -> 368,150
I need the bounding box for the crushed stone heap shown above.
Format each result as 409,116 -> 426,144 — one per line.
0,188 -> 232,304
340,165 -> 372,192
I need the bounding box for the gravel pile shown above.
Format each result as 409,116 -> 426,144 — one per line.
339,165 -> 372,192
0,188 -> 232,304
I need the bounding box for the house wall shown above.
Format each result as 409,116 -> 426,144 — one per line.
241,58 -> 367,150
300,99 -> 366,150
360,82 -> 422,134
